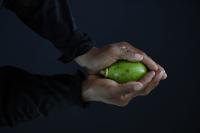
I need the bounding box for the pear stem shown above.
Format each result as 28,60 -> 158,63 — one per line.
99,68 -> 109,77
100,70 -> 105,76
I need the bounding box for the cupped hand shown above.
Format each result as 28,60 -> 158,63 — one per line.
76,42 -> 167,106
75,41 -> 167,79
75,42 -> 144,74
81,68 -> 166,107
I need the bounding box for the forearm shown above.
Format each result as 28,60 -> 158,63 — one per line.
3,0 -> 94,63
0,66 -> 87,127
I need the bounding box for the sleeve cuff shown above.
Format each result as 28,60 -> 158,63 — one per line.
58,31 -> 95,63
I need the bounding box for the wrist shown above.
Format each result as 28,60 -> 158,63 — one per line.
74,46 -> 98,67
81,80 -> 94,102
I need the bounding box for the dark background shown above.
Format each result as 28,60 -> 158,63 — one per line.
0,0 -> 199,133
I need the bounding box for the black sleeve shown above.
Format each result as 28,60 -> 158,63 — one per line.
1,0 -> 94,63
0,66 -> 88,127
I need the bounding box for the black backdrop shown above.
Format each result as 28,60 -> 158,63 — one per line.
0,0 -> 199,133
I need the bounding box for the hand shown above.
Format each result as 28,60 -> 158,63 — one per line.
76,42 -> 167,106
81,68 -> 166,107
76,42 -> 161,72
75,41 -> 167,79
75,42 -> 145,74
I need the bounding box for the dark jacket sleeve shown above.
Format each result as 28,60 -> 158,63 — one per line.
0,66 -> 88,127
1,0 -> 94,63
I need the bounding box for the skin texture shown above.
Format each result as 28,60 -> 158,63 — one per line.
75,42 -> 167,107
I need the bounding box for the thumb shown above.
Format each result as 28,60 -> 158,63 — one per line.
115,82 -> 143,96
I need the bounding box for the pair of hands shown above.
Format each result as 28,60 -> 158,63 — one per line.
75,42 -> 167,107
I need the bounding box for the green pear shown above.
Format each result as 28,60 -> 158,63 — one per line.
100,60 -> 148,83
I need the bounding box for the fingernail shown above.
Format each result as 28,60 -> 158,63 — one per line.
133,54 -> 143,60
134,83 -> 143,91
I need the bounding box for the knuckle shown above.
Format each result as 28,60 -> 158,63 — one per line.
117,41 -> 130,48
116,42 -> 133,57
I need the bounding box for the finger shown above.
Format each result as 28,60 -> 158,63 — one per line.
115,82 -> 143,96
140,68 -> 164,96
116,42 -> 158,71
124,71 -> 156,99
142,54 -> 158,71
128,45 -> 158,71
157,64 -> 167,80
162,72 -> 167,80
138,71 -> 155,87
